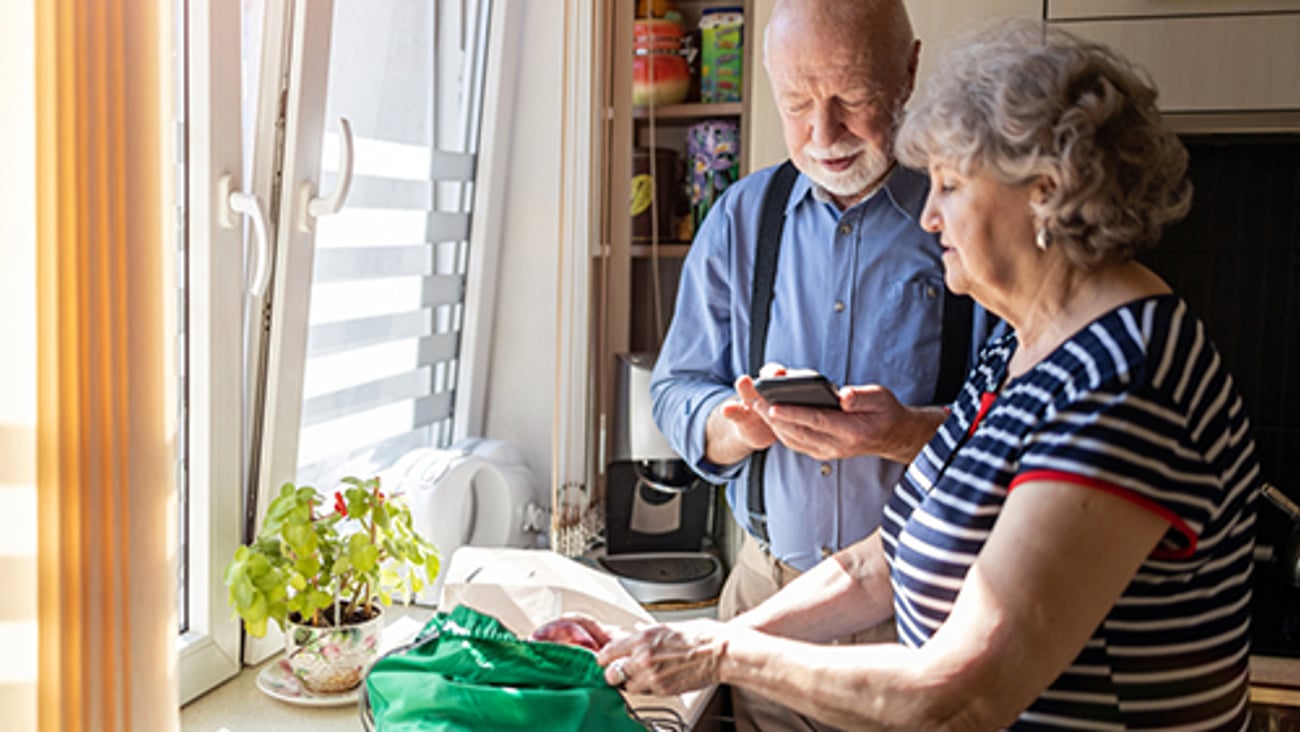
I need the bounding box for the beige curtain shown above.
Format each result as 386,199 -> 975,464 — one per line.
35,0 -> 178,730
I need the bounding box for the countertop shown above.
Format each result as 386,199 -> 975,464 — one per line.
182,598 -> 722,731
182,607 -> 435,732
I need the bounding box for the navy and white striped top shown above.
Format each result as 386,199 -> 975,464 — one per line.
882,295 -> 1260,730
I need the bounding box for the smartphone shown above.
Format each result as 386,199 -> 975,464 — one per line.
753,373 -> 842,409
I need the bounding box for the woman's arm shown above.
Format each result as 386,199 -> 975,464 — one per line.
732,530 -> 896,642
601,479 -> 1170,730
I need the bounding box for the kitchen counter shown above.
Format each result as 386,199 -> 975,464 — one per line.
182,606 -> 435,732
183,555 -> 725,732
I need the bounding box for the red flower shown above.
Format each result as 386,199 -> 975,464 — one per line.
333,491 -> 347,517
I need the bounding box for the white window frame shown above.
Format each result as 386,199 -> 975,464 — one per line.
254,0 -> 513,502
177,0 -> 247,704
179,0 -> 520,683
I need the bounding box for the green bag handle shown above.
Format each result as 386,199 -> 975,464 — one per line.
361,606 -> 652,732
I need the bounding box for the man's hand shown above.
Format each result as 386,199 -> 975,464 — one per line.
703,374 -> 780,466
766,384 -> 945,464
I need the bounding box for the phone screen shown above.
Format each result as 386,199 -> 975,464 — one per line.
753,374 -> 841,409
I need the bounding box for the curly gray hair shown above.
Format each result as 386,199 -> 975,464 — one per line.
896,19 -> 1192,267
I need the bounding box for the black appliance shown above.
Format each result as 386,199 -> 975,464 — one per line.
605,459 -> 713,554
601,353 -> 723,604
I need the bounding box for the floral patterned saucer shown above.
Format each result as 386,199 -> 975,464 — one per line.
256,657 -> 360,707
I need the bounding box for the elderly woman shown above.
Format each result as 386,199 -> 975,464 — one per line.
581,20 -> 1261,730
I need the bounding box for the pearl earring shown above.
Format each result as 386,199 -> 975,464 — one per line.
1035,226 -> 1051,251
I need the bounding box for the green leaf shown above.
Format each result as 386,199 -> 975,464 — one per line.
284,523 -> 318,556
247,615 -> 268,638
307,588 -> 334,611
251,567 -> 284,593
230,576 -> 256,608
352,542 -> 380,573
294,556 -> 321,578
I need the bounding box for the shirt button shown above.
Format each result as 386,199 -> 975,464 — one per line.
820,462 -> 832,476
839,223 -> 852,235
926,285 -> 939,299
834,301 -> 845,313
820,546 -> 833,559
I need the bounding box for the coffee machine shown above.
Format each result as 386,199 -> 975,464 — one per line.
600,353 -> 723,604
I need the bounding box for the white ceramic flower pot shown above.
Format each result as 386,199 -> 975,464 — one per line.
284,603 -> 385,693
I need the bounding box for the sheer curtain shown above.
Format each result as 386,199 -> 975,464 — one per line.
35,0 -> 179,729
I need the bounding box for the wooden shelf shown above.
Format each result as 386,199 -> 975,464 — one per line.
630,243 -> 691,257
632,102 -> 742,120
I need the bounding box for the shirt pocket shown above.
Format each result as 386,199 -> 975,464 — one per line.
872,274 -> 945,403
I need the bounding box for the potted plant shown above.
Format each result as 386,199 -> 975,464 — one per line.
224,475 -> 440,693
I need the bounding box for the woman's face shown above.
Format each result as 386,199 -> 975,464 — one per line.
920,162 -> 1039,305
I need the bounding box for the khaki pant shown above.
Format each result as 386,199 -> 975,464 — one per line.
718,533 -> 895,732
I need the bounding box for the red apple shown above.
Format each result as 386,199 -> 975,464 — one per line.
529,618 -> 604,652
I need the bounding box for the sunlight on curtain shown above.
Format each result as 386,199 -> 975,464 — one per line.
35,0 -> 178,730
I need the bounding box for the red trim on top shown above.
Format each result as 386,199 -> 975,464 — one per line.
967,392 -> 998,439
1009,469 -> 1198,560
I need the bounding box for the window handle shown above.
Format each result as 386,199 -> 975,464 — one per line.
297,117 -> 355,232
217,173 -> 273,297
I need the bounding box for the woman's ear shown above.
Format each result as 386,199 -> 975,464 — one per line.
1032,175 -> 1057,205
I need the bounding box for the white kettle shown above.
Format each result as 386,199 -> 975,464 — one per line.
388,438 -> 546,604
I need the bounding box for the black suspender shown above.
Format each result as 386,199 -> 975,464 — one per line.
936,289 -> 974,404
744,160 -> 974,546
746,161 -> 799,544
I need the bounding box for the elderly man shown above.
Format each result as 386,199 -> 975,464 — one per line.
649,1 -> 988,728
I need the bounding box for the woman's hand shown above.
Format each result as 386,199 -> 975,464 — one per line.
597,620 -> 733,696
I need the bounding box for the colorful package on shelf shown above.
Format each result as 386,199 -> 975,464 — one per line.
688,120 -> 740,234
699,8 -> 743,103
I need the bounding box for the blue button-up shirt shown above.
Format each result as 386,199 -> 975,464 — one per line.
651,163 -> 985,571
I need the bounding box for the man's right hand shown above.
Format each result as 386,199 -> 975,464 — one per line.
703,374 -> 779,466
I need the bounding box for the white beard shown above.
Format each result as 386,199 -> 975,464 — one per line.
801,139 -> 892,199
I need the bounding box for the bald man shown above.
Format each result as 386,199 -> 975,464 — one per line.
650,2 -> 989,728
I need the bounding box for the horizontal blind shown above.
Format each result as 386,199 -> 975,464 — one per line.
294,0 -> 491,488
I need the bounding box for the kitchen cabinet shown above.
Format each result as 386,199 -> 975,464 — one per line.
1053,12 -> 1300,114
593,1 -> 756,505
1048,0 -> 1300,19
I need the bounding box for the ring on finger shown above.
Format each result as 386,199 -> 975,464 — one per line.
610,658 -> 629,686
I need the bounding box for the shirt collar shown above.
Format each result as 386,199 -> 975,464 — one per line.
788,163 -> 929,222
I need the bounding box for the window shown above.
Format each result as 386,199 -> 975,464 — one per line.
178,0 -> 503,698
176,0 -> 248,703
258,0 -> 494,494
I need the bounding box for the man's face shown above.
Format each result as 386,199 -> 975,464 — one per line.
767,39 -> 909,203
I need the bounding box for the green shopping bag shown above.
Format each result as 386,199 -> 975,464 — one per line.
362,605 -> 647,731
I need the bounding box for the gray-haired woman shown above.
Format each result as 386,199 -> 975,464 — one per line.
575,19 -> 1261,730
